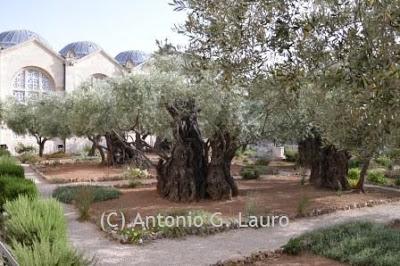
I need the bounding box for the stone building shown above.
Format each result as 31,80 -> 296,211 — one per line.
0,29 -> 147,154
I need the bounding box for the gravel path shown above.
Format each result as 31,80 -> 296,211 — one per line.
25,165 -> 400,266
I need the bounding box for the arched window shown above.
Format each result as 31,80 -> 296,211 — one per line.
12,67 -> 55,102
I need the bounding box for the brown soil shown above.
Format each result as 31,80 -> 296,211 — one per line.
90,175 -> 400,221
251,253 -> 344,266
39,163 -> 125,182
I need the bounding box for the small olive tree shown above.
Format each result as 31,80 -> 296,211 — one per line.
4,95 -> 70,157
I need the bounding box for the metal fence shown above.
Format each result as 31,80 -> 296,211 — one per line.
0,241 -> 18,266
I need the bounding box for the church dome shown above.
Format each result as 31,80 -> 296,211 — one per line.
115,50 -> 148,67
59,41 -> 101,59
0,30 -> 48,49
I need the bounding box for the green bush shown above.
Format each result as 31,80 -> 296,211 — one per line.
4,196 -> 89,266
4,196 -> 67,245
52,185 -> 121,204
240,166 -> 260,180
347,168 -> 361,180
0,156 -> 24,178
284,149 -> 298,162
283,222 -> 400,266
18,152 -> 40,164
12,238 -> 89,266
0,148 -> 11,157
395,178 -> 400,186
0,176 -> 38,209
367,170 -> 387,185
375,156 -> 393,169
14,143 -> 36,155
348,158 -> 361,169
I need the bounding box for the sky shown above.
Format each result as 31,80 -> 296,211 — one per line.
0,0 -> 188,55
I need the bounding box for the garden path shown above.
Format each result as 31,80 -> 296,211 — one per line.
25,165 -> 400,266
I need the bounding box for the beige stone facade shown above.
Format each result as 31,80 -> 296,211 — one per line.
0,30 -> 141,155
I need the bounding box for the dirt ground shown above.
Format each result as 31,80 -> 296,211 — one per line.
37,158 -> 244,183
250,253 -> 344,266
39,163 -> 126,182
90,175 -> 400,221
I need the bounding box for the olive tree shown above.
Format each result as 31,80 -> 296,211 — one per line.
4,95 -> 70,157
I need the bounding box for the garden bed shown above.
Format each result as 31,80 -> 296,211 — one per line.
35,163 -> 126,183
90,175 -> 400,222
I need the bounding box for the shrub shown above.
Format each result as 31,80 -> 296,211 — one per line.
395,178 -> 400,186
284,149 -> 298,162
74,186 -> 95,221
235,147 -> 256,160
348,158 -> 361,169
347,168 -> 361,180
4,196 -> 89,266
375,156 -> 393,169
367,170 -> 387,185
14,143 -> 36,155
0,176 -> 38,209
52,185 -> 121,204
297,196 -> 310,217
282,222 -> 400,266
123,167 -> 149,180
18,152 -> 40,164
0,148 -> 11,157
240,166 -> 260,180
12,238 -> 90,266
348,179 -> 358,189
254,158 -> 271,166
4,196 -> 67,246
0,156 -> 24,178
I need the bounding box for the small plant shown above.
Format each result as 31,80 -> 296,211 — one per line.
299,167 -> 307,185
284,149 -> 298,162
367,170 -> 387,185
240,166 -> 260,180
375,156 -> 393,169
347,168 -> 361,180
74,186 -> 95,221
395,178 -> 400,186
0,156 -> 24,178
123,167 -> 149,180
348,179 -> 358,189
52,185 -> 121,204
297,196 -> 310,217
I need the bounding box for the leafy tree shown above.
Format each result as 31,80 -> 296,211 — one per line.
4,95 -> 70,157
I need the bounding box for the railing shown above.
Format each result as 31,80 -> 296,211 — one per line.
0,241 -> 18,266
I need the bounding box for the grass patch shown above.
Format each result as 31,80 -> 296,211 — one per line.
52,185 -> 121,204
283,221 -> 400,266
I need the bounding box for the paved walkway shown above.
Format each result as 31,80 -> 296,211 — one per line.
25,165 -> 400,266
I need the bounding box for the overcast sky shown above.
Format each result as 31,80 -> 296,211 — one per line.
0,0 -> 188,56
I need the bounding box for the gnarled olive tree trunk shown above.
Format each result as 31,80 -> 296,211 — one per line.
206,131 -> 239,200
299,136 -> 350,190
157,99 -> 207,202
